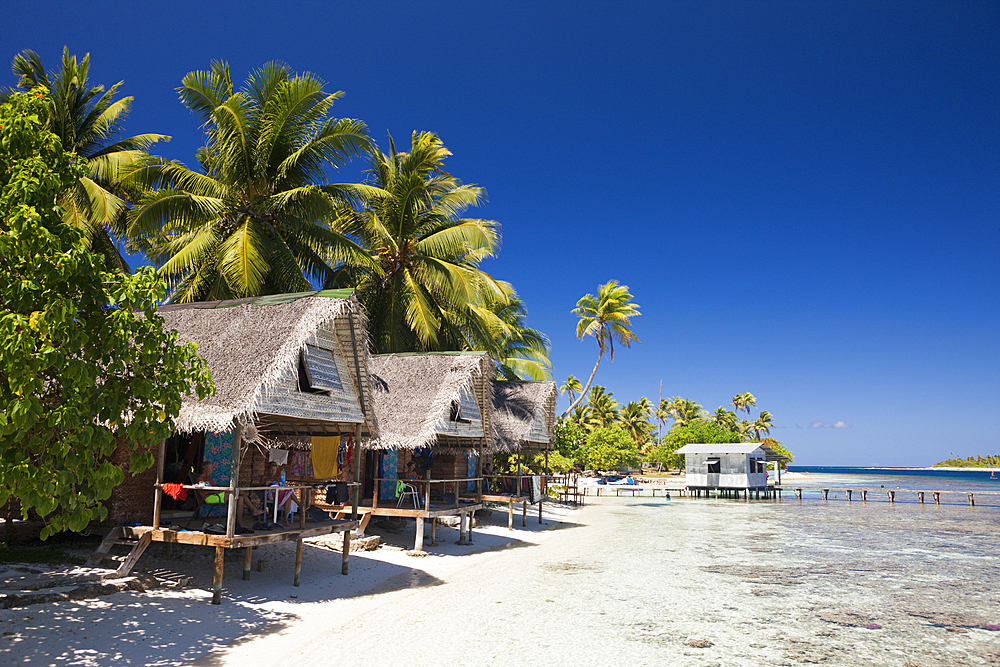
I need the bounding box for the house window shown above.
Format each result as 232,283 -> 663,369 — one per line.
298,344 -> 342,394
449,401 -> 471,424
706,458 -> 721,474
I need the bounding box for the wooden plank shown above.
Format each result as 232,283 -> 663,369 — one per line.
113,532 -> 152,578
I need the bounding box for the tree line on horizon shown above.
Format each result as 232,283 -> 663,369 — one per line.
1,48 -> 551,381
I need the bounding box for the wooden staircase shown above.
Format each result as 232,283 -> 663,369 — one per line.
85,527 -> 152,578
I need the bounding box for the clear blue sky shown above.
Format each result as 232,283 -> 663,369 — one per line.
5,1 -> 997,466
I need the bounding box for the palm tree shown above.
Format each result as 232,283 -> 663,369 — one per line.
562,281 -> 641,417
712,406 -> 739,433
753,410 -> 774,441
666,397 -> 707,428
126,61 -> 377,302
483,284 -> 552,380
560,375 -> 582,404
621,401 -> 652,445
4,48 -> 169,272
333,131 -> 510,353
587,385 -> 620,428
656,398 -> 672,441
569,403 -> 598,431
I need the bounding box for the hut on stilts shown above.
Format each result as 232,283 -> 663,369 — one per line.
353,352 -> 493,552
485,380 -> 557,528
100,290 -> 377,604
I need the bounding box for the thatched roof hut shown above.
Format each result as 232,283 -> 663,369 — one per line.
158,290 -> 377,439
366,352 -> 494,451
491,381 -> 557,454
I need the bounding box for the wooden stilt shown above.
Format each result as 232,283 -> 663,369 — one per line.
888,491 -> 895,503
539,495 -> 543,524
862,490 -> 868,502
917,492 -> 924,504
212,546 -> 224,605
430,518 -> 438,546
414,516 -> 424,551
522,501 -> 527,527
933,492 -> 940,504
225,421 -> 244,539
294,538 -> 302,586
153,439 -> 166,530
969,493 -> 975,507
243,546 -> 252,581
467,510 -> 474,544
846,489 -> 852,502
508,499 -> 514,530
351,425 -> 361,521
342,530 -> 350,575
822,489 -> 829,500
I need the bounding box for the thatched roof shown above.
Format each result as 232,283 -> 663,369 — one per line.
158,290 -> 376,436
366,352 -> 493,451
491,381 -> 557,452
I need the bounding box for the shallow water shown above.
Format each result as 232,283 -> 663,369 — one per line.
334,495 -> 1000,666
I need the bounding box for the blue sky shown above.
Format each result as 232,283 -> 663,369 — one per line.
5,1 -> 997,466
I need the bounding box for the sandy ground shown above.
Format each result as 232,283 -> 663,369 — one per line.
0,501 -> 576,667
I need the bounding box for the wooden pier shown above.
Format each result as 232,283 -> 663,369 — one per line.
788,486 -> 999,507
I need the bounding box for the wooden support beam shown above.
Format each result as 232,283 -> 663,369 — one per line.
933,492 -> 940,504
846,489 -> 852,502
862,490 -> 868,502
225,421 -> 244,539
822,488 -> 829,501
969,493 -> 975,507
341,530 -> 350,575
212,545 -> 224,605
414,516 -> 424,551
467,510 -> 474,544
918,492 -> 924,504
522,500 -> 527,527
243,547 -> 252,581
153,439 -> 166,530
887,491 -> 895,503
351,425 -> 361,521
430,518 -> 438,546
508,499 -> 514,531
294,538 -> 303,586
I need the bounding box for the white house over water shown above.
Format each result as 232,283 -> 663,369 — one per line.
676,443 -> 786,497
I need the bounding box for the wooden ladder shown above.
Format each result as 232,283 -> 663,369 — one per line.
85,527 -> 152,578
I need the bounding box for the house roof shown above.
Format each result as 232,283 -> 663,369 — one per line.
366,352 -> 494,451
491,380 -> 557,452
675,442 -> 787,460
158,290 -> 376,435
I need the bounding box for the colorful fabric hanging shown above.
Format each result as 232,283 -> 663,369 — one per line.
311,436 -> 340,478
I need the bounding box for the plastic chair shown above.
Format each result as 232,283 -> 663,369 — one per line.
396,482 -> 421,509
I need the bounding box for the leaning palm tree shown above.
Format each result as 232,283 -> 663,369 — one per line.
333,131 -> 509,353
562,280 -> 641,417
560,375 -> 583,404
4,48 -> 169,271
126,61 -> 377,301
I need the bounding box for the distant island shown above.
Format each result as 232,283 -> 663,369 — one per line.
933,454 -> 1000,468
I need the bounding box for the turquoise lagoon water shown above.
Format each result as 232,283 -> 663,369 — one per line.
782,467 -> 1000,506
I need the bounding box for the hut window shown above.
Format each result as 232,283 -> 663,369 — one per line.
706,458 -> 720,474
298,344 -> 342,394
449,401 -> 472,424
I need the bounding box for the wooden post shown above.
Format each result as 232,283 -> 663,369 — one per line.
861,490 -> 868,502
539,491 -> 543,524
212,545 -> 225,605
522,500 -> 527,527
294,537 -> 303,586
467,510 -> 474,544
888,491 -> 895,503
300,488 -> 307,529
414,516 -> 424,551
351,425 -> 361,521
424,470 -> 431,510
822,488 -> 829,501
243,547 -> 252,581
846,489 -> 852,502
456,511 -> 466,544
153,439 -> 166,530
969,493 -> 975,507
918,492 -> 924,504
341,530 -> 350,575
508,498 -> 514,530
225,421 -> 244,539
933,492 -> 940,504
430,518 -> 438,546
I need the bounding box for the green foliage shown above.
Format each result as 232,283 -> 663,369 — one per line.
580,425 -> 641,471
933,454 -> 1000,468
0,90 -> 213,539
528,451 -> 575,474
553,418 -> 586,460
651,420 -> 737,470
759,438 -> 793,467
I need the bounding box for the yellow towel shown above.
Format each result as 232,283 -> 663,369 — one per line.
311,436 -> 340,478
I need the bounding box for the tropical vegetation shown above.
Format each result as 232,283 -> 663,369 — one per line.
2,48 -> 169,272
933,454 -> 1000,468
0,90 -> 213,539
562,280 -> 640,416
